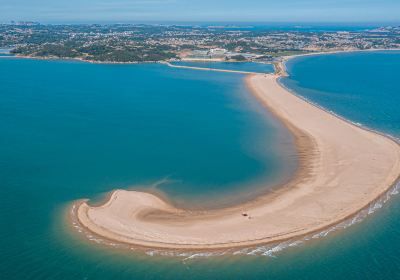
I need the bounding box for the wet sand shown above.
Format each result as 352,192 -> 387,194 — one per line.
75,73 -> 400,250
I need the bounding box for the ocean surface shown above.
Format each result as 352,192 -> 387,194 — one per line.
1,52 -> 400,279
170,61 -> 275,73
282,51 -> 400,136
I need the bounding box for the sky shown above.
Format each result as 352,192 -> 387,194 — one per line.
1,0 -> 399,24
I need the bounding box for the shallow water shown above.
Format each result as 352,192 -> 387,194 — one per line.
282,50 -> 400,136
1,52 -> 400,279
0,57 -> 295,278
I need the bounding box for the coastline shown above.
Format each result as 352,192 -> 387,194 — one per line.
275,48 -> 400,76
73,60 -> 400,250
7,48 -> 400,67
8,54 -> 165,65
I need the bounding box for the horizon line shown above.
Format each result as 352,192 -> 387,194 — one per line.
2,20 -> 400,26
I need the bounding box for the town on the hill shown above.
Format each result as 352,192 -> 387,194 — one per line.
1,22 -> 399,63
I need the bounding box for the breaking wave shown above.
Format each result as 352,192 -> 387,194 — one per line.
68,73 -> 400,260
69,178 -> 400,260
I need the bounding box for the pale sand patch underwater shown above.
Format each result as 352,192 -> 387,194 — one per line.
74,73 -> 400,250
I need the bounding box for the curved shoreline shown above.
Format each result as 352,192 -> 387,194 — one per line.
74,64 -> 400,250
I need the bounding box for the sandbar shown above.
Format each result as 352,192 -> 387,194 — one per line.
75,72 -> 400,250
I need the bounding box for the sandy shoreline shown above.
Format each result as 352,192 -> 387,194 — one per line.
74,65 -> 400,250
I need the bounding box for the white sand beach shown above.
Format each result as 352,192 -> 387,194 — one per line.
75,73 -> 400,250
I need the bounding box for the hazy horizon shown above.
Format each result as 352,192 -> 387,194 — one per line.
1,0 -> 399,23
2,21 -> 400,27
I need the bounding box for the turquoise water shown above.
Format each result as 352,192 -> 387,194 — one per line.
0,57 -> 294,278
170,61 -> 275,73
1,52 -> 400,279
0,58 -> 293,206
282,51 -> 400,136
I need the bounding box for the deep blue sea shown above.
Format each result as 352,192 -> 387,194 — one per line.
1,51 -> 400,279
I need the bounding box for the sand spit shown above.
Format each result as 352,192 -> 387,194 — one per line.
75,73 -> 400,250
163,61 -> 268,74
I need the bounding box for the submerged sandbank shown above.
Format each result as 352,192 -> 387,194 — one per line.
74,72 -> 400,250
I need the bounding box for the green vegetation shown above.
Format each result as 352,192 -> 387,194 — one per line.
229,55 -> 247,61
1,23 -> 399,63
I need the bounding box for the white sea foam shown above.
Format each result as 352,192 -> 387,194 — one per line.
68,132 -> 400,259
65,70 -> 400,259
69,178 -> 400,259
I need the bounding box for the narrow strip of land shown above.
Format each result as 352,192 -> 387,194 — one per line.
164,62 -> 268,74
75,73 -> 400,250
